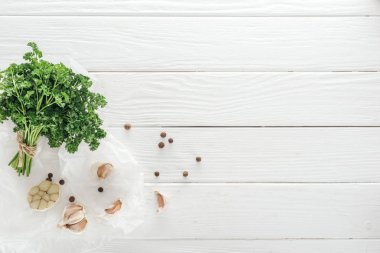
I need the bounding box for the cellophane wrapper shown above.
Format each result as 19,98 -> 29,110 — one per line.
0,122 -> 144,253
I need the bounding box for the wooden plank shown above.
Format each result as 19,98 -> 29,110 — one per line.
2,126 -> 380,183
95,72 -> 380,126
97,239 -> 380,253
2,0 -> 380,16
111,127 -> 380,183
1,17 -> 380,71
125,183 -> 380,239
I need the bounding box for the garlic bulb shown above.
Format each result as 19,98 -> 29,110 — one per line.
59,203 -> 88,233
28,180 -> 60,211
96,163 -> 113,179
105,199 -> 122,214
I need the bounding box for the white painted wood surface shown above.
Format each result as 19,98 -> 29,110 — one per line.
1,17 -> 380,71
2,0 -> 380,16
114,127 -> 380,183
96,72 -> 380,126
1,0 -> 380,252
95,239 -> 380,253
121,184 -> 380,239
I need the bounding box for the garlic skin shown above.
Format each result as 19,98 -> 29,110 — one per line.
95,162 -> 113,179
155,191 -> 165,212
105,199 -> 122,214
59,203 -> 88,234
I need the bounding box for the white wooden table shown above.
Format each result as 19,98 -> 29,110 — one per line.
2,1 -> 380,252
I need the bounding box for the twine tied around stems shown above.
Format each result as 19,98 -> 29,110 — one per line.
16,132 -> 37,168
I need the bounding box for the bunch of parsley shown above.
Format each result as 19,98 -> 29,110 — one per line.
0,42 -> 107,176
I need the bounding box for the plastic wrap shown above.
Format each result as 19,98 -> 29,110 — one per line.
0,122 -> 144,253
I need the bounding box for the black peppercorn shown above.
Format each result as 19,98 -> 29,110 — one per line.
154,171 -> 160,177
69,196 -> 75,202
59,179 -> 65,185
168,138 -> 173,144
48,173 -> 53,178
160,132 -> 167,138
124,123 -> 131,130
98,187 -> 104,192
196,156 -> 202,162
183,171 -> 189,177
158,142 -> 165,148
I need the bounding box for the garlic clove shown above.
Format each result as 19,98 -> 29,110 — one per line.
38,199 -> 48,210
39,180 -> 51,191
65,218 -> 88,233
59,203 -> 88,233
60,204 -> 86,225
29,186 -> 39,195
42,193 -> 50,201
105,199 -> 122,214
38,190 -> 44,196
65,210 -> 86,225
97,163 -> 113,179
50,193 -> 59,201
47,183 -> 59,194
155,191 -> 165,212
47,201 -> 55,208
30,200 -> 40,209
32,195 -> 41,201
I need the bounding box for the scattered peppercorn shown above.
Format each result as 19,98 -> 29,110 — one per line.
59,179 -> 65,185
168,138 -> 173,144
124,123 -> 131,130
98,187 -> 104,192
158,142 -> 165,148
183,171 -> 189,177
48,173 -> 53,178
160,132 -> 167,138
196,156 -> 202,162
69,196 -> 75,202
154,171 -> 160,177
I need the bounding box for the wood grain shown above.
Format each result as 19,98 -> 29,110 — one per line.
96,239 -> 380,253
110,127 -> 380,183
124,183 -> 380,239
1,17 -> 380,71
94,72 -> 380,126
1,126 -> 380,183
2,0 -> 380,16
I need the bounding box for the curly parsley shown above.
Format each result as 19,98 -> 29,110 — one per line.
0,42 -> 107,176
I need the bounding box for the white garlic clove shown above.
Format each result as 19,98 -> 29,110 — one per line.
29,186 -> 39,195
39,180 -> 51,191
38,199 -> 48,210
63,204 -> 84,220
97,163 -> 113,179
32,195 -> 41,201
50,193 -> 59,201
30,200 -> 40,209
47,184 -> 59,194
105,199 -> 122,214
59,204 -> 88,233
42,193 -> 50,201
38,190 -> 44,196
65,218 -> 88,233
60,204 -> 86,225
